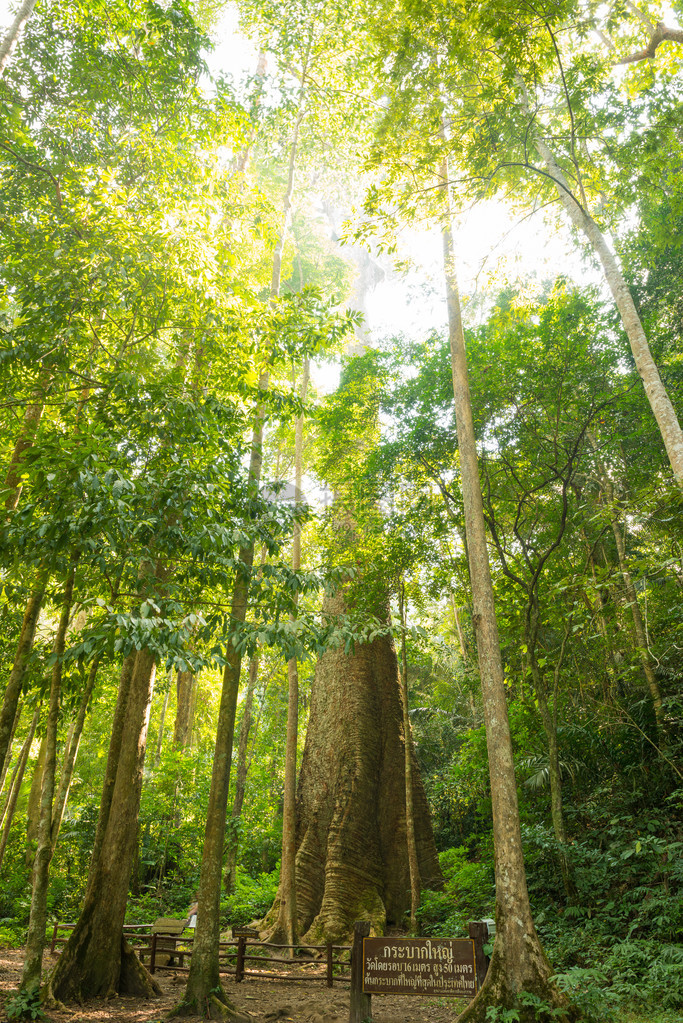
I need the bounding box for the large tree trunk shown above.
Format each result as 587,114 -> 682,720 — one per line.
0,700 -> 21,794
440,171 -> 567,1021
290,586 -> 441,945
45,649 -> 161,1004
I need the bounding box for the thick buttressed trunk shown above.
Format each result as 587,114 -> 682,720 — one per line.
290,587 -> 441,945
45,649 -> 161,1004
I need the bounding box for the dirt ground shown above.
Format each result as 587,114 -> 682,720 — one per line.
0,948 -> 467,1023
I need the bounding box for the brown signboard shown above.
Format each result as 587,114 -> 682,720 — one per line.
363,937 -> 478,997
231,926 -> 259,938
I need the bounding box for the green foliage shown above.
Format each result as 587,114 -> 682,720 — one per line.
416,846 -> 494,937
485,992 -> 567,1023
5,986 -> 46,1021
220,866 -> 280,927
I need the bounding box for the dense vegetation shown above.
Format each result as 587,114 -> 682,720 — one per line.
0,0 -> 681,1020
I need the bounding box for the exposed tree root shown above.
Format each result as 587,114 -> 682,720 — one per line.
119,939 -> 162,997
456,940 -> 576,1023
167,988 -> 251,1021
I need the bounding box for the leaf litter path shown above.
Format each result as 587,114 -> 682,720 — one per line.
0,948 -> 467,1022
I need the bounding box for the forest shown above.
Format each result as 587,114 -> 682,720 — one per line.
0,0 -> 681,1021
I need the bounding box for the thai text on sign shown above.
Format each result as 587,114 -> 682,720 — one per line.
362,937 -> 478,996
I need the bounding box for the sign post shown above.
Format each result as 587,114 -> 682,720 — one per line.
349,921 -> 371,1023
348,921 -> 490,1022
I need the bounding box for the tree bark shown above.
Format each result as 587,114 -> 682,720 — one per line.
530,131 -> 683,489
0,576 -> 47,777
173,669 -> 194,749
153,674 -> 171,770
0,0 -> 37,74
289,586 -> 441,945
45,649 -> 161,1003
398,581 -> 421,932
51,656 -> 100,849
440,171 -> 566,1020
22,562 -> 76,992
223,652 -> 260,895
267,359 -> 310,949
25,734 -> 46,867
0,700 -> 21,794
0,705 -> 39,870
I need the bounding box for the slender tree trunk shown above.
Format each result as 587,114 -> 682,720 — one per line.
25,734 -> 46,867
51,656 -> 100,849
267,360 -> 309,949
22,562 -> 76,992
153,674 -> 171,770
529,128 -> 683,487
173,60 -> 308,1019
0,576 -> 47,776
0,700 -> 21,793
4,372 -> 50,511
588,434 -> 665,732
0,705 -> 39,870
223,653 -> 260,895
0,0 -> 37,74
440,161 -> 565,1020
173,670 -> 194,749
398,581 -> 421,932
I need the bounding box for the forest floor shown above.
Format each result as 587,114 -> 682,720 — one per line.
0,948 -> 468,1022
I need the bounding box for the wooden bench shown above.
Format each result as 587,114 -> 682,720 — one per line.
150,917 -> 187,971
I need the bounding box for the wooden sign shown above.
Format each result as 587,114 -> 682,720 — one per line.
362,937 -> 478,997
231,926 -> 259,938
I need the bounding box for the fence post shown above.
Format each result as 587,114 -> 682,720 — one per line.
327,943 -> 333,988
236,936 -> 246,983
49,923 -> 59,955
468,920 -> 490,990
150,931 -> 157,975
348,921 -> 371,1023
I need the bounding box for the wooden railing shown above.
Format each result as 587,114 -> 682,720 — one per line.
49,921 -> 351,988
148,933 -> 351,988
49,922 -> 149,955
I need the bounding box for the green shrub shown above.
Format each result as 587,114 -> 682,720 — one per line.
416,846 -> 494,936
5,985 -> 46,1021
220,866 -> 280,927
604,940 -> 683,1009
0,921 -> 25,949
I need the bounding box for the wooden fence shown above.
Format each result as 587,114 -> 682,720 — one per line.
49,922 -> 351,988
